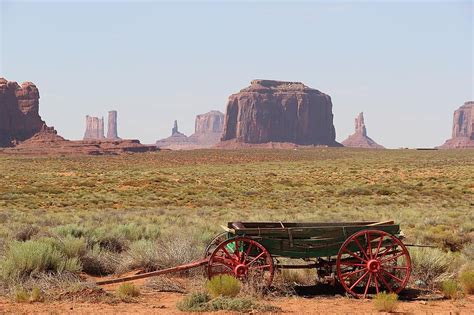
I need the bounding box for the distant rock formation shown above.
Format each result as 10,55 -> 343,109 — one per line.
342,112 -> 384,149
188,111 -> 224,146
0,78 -> 46,147
107,110 -> 120,140
156,120 -> 191,149
438,101 -> 474,149
220,79 -> 340,146
3,138 -> 157,156
83,116 -> 105,140
0,78 -> 156,155
156,112 -> 225,150
171,120 -> 186,137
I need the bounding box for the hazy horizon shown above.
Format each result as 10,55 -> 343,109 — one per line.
1,1 -> 473,148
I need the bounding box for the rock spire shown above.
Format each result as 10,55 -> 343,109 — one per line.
341,112 -> 384,148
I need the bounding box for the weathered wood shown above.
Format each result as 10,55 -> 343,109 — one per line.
226,221 -> 401,259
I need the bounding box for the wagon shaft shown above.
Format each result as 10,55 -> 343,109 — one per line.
96,258 -> 208,286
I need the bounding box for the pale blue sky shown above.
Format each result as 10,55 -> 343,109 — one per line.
1,0 -> 472,148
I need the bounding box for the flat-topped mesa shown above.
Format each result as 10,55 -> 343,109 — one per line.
188,110 -> 224,147
0,77 -> 48,147
342,112 -> 384,149
83,115 -> 105,140
194,110 -> 224,134
438,101 -> 474,148
243,79 -> 321,93
221,79 -> 340,146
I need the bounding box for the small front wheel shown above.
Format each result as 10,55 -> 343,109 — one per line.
207,237 -> 274,289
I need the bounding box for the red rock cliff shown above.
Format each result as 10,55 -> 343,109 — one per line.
221,80 -> 339,146
0,78 -> 45,147
439,101 -> 474,148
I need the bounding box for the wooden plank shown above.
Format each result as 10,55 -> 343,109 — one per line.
228,221 -> 380,229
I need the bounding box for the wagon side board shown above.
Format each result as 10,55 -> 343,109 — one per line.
226,222 -> 401,259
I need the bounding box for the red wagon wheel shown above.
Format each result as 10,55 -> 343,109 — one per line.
203,232 -> 228,258
336,229 -> 411,298
207,237 -> 274,289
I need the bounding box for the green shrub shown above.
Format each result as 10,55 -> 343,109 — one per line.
55,236 -> 87,259
14,225 -> 39,241
0,240 -> 82,281
410,248 -> 456,286
176,291 -> 210,312
115,283 -> 140,302
459,270 -> 474,294
176,292 -> 279,313
117,240 -> 160,273
206,275 -> 241,298
373,292 -> 399,312
30,287 -> 44,302
13,288 -> 30,303
80,245 -> 118,276
441,279 -> 462,299
53,224 -> 86,238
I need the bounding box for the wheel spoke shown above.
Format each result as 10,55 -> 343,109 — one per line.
244,242 -> 253,263
339,261 -> 366,267
246,251 -> 265,266
220,246 -> 233,260
344,248 -> 368,263
363,273 -> 372,298
353,237 -> 370,261
234,240 -> 240,261
378,272 -> 394,292
366,232 -> 373,260
349,271 -> 369,290
381,269 -> 404,283
374,273 -> 380,294
380,251 -> 405,264
374,235 -> 384,257
378,243 -> 396,259
213,256 -> 235,266
341,268 -> 365,279
249,264 -> 271,270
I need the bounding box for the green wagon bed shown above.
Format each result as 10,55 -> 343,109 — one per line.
226,221 -> 401,258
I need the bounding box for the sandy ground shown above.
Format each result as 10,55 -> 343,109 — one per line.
0,288 -> 472,314
0,274 -> 472,314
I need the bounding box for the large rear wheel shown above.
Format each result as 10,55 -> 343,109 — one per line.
336,229 -> 411,298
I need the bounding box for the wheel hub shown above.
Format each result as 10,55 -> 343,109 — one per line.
367,259 -> 381,272
234,264 -> 248,277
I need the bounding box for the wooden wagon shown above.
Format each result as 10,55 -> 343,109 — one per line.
97,220 -> 411,299
205,221 -> 411,298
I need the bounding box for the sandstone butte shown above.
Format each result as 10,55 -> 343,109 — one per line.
438,101 -> 474,149
156,111 -> 225,150
0,77 -> 156,155
0,78 -> 45,147
219,79 -> 341,147
341,112 -> 384,149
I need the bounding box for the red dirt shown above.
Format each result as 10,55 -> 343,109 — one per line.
0,282 -> 472,314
